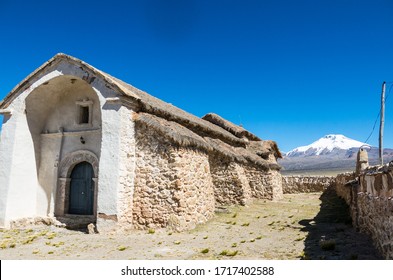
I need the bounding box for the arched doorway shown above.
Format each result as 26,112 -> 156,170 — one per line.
69,162 -> 94,215
24,75 -> 102,219
55,150 -> 99,225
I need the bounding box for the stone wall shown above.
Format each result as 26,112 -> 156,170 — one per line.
209,157 -> 251,206
335,172 -> 356,204
208,158 -> 283,205
132,123 -> 285,231
246,168 -> 283,200
133,124 -> 215,231
336,167 -> 393,259
270,171 -> 284,200
282,176 -> 335,194
169,146 -> 215,231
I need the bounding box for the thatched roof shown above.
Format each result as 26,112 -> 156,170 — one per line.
248,140 -> 282,159
202,113 -> 260,141
134,112 -> 212,153
206,137 -> 280,170
0,53 -> 282,170
135,112 -> 280,170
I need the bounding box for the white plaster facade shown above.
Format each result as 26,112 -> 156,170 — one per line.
0,55 -> 130,230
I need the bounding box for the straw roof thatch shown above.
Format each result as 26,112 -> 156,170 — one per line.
135,112 -> 280,170
206,137 -> 280,170
202,113 -> 260,141
134,112 -> 212,153
248,140 -> 282,159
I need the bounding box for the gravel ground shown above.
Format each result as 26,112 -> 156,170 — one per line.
0,191 -> 381,260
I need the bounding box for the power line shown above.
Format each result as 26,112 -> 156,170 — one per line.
364,111 -> 380,144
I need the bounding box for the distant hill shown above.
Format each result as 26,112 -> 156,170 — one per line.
279,134 -> 393,174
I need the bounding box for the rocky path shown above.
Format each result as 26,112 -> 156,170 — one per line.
0,191 -> 381,260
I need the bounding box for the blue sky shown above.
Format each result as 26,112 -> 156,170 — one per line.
1,0 -> 393,152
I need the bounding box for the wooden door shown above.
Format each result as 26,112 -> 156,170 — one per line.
69,162 -> 94,215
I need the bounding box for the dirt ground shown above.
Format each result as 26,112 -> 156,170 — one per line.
0,191 -> 381,260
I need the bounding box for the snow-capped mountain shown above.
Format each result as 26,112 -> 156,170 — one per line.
279,134 -> 393,174
286,134 -> 370,157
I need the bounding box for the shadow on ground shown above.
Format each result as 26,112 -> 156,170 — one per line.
299,188 -> 382,260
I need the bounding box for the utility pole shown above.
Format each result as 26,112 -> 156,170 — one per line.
379,81 -> 386,165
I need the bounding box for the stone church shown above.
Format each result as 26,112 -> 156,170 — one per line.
0,54 -> 282,232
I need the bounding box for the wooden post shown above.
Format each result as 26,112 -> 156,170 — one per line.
379,81 -> 386,165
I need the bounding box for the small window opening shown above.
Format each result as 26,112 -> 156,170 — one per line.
80,106 -> 89,124
76,99 -> 93,126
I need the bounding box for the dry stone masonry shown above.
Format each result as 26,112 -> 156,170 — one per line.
336,167 -> 393,259
282,176 -> 335,194
209,158 -> 251,206
280,150 -> 393,259
132,124 -> 215,231
132,115 -> 283,231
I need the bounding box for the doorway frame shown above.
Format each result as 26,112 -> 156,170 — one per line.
55,150 -> 99,221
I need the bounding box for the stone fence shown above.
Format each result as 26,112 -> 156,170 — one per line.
282,170 -> 393,259
335,172 -> 356,204
336,167 -> 393,259
282,176 -> 335,194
